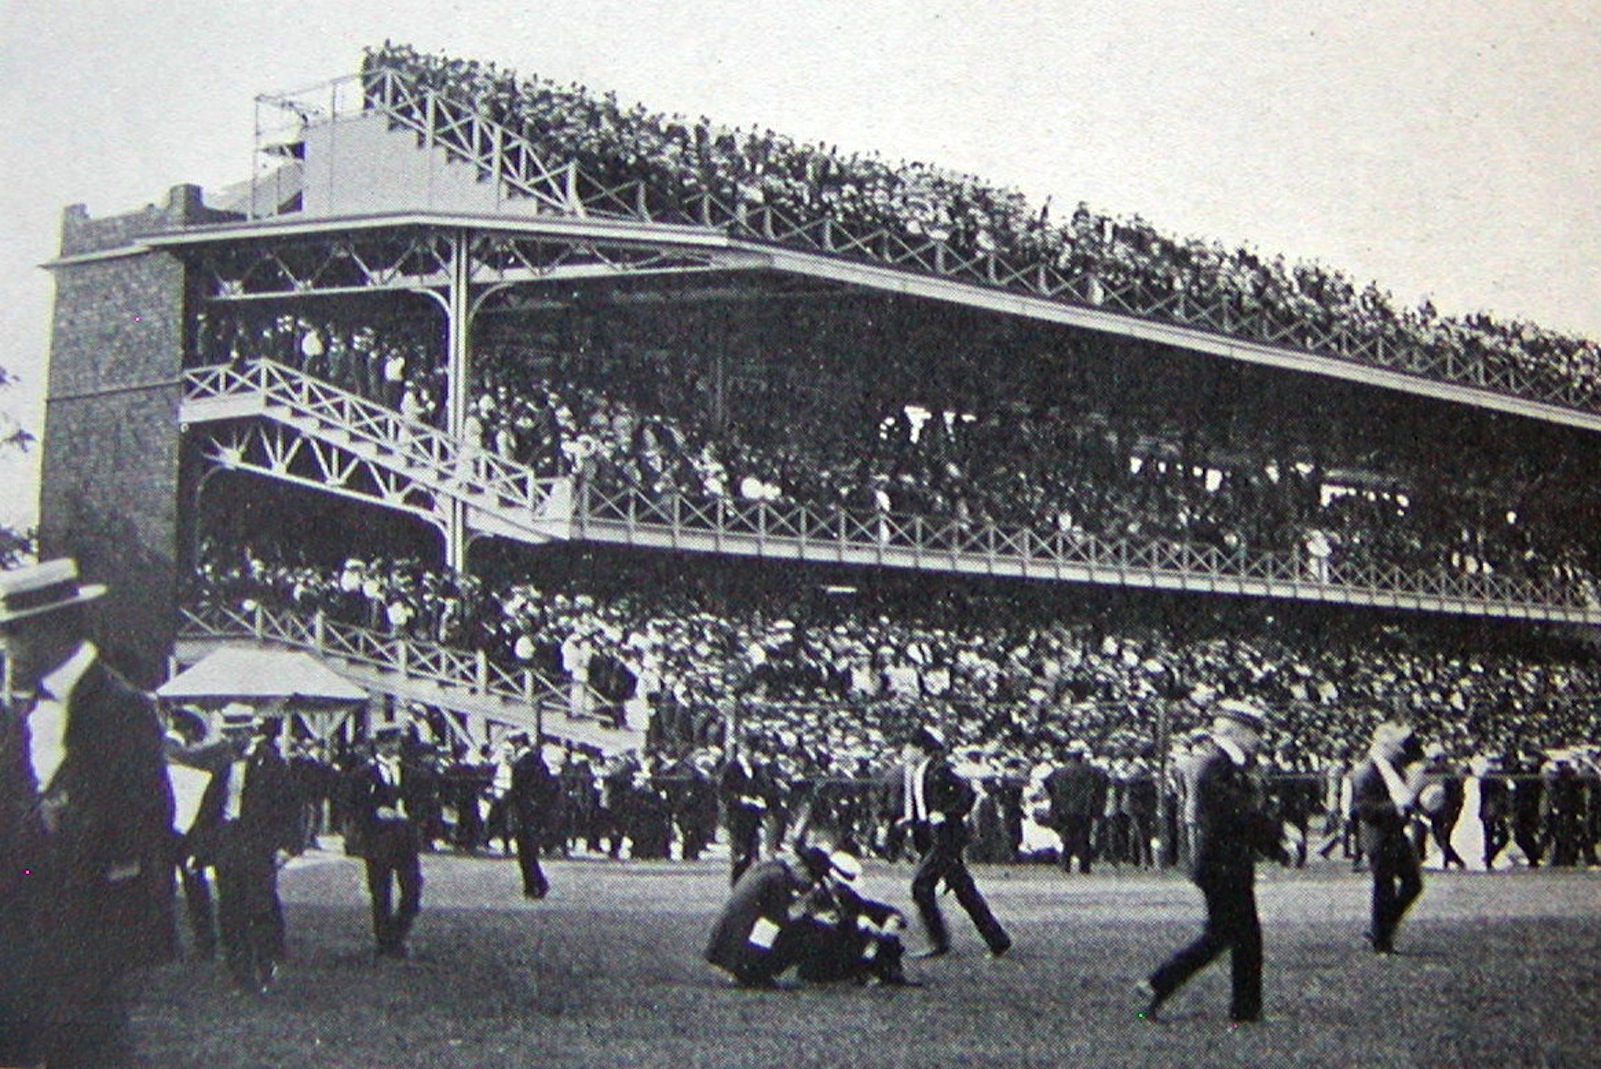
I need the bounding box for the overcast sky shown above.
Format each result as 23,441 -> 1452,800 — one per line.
2,0 -> 1597,527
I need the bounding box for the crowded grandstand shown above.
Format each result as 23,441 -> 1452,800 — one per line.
43,43 -> 1601,868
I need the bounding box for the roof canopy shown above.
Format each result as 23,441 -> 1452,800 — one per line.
158,647 -> 368,704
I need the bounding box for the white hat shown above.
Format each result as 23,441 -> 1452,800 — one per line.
829,851 -> 862,883
0,559 -> 106,626
1213,699 -> 1268,731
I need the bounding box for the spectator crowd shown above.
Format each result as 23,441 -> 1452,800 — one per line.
357,42 -> 1601,414
458,344 -> 1600,606
194,540 -> 1601,776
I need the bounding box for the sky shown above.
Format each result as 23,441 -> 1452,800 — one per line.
1,0 -> 1597,529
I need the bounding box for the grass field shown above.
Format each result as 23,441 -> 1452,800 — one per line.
125,850 -> 1601,1069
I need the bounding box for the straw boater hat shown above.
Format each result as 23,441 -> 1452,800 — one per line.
0,559 -> 106,626
1212,699 -> 1268,732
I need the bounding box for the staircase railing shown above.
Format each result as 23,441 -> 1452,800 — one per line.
183,359 -> 565,524
183,360 -> 1599,622
178,601 -> 615,729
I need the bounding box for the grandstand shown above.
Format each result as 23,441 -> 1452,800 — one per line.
36,44 -> 1601,758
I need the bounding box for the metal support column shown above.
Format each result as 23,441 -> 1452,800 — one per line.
444,229 -> 471,570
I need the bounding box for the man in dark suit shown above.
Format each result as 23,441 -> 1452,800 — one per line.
1477,754 -> 1512,869
352,724 -> 424,957
1415,743 -> 1467,870
787,850 -> 916,987
1139,699 -> 1285,1025
899,725 -> 1011,958
704,842 -> 832,987
1541,755 -> 1586,868
0,559 -> 177,1067
508,734 -> 558,898
1045,739 -> 1107,874
1351,722 -> 1426,954
164,705 -> 222,962
193,714 -> 302,992
720,734 -> 779,885
1510,749 -> 1546,867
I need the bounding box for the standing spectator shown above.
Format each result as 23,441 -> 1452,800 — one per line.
899,725 -> 1011,959
351,726 -> 424,958
1542,756 -> 1587,868
675,751 -> 720,861
197,715 -> 301,993
1509,750 -> 1546,867
445,744 -> 486,851
1124,757 -> 1159,869
598,752 -> 638,859
164,707 -> 222,963
1139,700 -> 1284,1025
1044,740 -> 1106,874
1173,730 -> 1212,870
1416,744 -> 1467,870
508,735 -> 557,898
1351,722 -> 1427,955
0,560 -> 177,1068
626,760 -> 674,860
720,734 -> 779,884
1477,755 -> 1513,870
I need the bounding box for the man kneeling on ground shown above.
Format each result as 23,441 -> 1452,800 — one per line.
705,843 -> 915,988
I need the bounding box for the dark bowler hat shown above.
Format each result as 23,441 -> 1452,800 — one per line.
0,559 -> 106,626
907,725 -> 947,753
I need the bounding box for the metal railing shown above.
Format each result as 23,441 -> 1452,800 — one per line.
573,480 -> 1600,622
178,600 -> 611,726
181,361 -> 1601,622
183,359 -> 566,522
348,64 -> 1601,417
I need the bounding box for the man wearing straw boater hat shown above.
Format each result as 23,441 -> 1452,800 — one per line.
0,558 -> 177,1067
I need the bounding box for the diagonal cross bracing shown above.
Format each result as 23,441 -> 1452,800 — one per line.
181,361 -> 1601,625
175,602 -> 643,753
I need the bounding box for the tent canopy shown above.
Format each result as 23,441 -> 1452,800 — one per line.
158,647 -> 368,704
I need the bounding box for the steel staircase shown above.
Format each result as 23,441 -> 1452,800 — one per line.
176,602 -> 641,753
182,360 -> 573,544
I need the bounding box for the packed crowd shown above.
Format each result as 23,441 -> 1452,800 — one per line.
192,541 -> 1601,770
197,309 -> 448,426
359,42 -> 1601,412
274,707 -> 1598,874
460,349 -> 1599,603
190,293 -> 1601,605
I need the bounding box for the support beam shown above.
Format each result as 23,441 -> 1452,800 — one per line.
445,229 -> 471,569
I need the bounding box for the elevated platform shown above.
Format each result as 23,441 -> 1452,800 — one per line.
37,67 -> 1568,436
176,603 -> 644,754
181,361 -> 1601,626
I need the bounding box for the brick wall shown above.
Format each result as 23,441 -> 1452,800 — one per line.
38,187 -> 203,685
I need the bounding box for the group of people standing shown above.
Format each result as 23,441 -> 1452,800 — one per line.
709,699 -> 1437,1029
0,555 -> 1515,1067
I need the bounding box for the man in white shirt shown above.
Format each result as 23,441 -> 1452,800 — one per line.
352,726 -> 424,957
0,559 -> 176,1067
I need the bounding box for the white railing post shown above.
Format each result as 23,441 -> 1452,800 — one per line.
313,610 -> 325,650
475,649 -> 488,693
